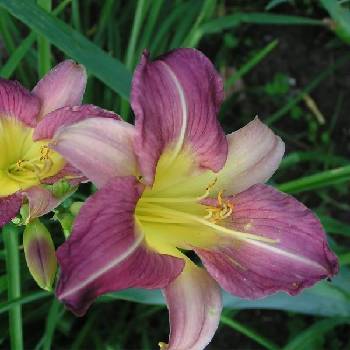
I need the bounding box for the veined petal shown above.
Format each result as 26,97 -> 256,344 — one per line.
162,261 -> 222,350
196,184 -> 338,299
22,184 -> 76,221
41,163 -> 86,186
56,177 -> 184,316
214,118 -> 284,195
132,49 -> 227,185
0,79 -> 40,127
33,104 -> 119,141
0,193 -> 22,227
51,118 -> 138,188
32,60 -> 87,119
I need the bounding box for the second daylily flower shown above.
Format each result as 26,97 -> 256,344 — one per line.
0,60 -> 118,226
0,60 -> 119,290
51,49 -> 338,350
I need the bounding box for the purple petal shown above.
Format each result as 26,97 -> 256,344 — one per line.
41,163 -> 86,186
162,263 -> 222,350
0,193 -> 22,227
131,49 -> 227,185
56,177 -> 184,316
0,79 -> 40,127
196,184 -> 338,299
32,60 -> 87,119
50,117 -> 137,188
22,185 -> 75,221
33,104 -> 119,141
215,117 -> 285,195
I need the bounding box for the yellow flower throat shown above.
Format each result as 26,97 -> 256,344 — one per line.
0,117 -> 64,196
135,148 -> 275,254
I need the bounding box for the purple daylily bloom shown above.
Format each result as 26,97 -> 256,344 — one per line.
0,60 -> 119,226
51,49 -> 338,350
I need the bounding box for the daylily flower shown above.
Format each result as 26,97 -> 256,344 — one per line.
51,49 -> 338,350
0,60 -> 118,226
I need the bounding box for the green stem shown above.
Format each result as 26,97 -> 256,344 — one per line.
3,223 -> 23,350
37,0 -> 52,77
220,315 -> 280,350
121,0 -> 147,120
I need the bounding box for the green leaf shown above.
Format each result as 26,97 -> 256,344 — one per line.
321,0 -> 350,44
277,165 -> 350,194
225,39 -> 278,89
283,318 -> 350,350
220,315 -> 280,350
199,12 -> 323,35
0,0 -> 132,100
319,215 -> 350,237
0,291 -> 51,315
99,268 -> 350,317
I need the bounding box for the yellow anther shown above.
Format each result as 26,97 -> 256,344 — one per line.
158,342 -> 168,350
40,145 -> 50,161
16,159 -> 24,169
204,191 -> 234,223
217,190 -> 223,206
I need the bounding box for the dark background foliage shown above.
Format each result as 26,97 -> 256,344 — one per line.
0,0 -> 349,349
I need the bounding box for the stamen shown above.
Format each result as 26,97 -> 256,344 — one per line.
138,203 -> 278,244
197,177 -> 218,201
40,145 -> 50,160
204,190 -> 234,223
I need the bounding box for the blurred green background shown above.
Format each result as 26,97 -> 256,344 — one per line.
0,0 -> 350,349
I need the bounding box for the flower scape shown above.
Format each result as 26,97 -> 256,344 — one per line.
1,49 -> 338,350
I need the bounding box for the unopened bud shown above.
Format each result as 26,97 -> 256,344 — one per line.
23,219 -> 57,291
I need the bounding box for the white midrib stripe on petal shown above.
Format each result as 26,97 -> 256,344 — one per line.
160,61 -> 188,162
58,232 -> 145,300
247,239 -> 328,273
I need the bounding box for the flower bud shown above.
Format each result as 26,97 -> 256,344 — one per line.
23,219 -> 57,291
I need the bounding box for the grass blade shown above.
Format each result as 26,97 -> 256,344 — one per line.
277,165 -> 350,194
37,0 -> 52,77
220,315 -> 280,350
0,0 -> 132,100
3,223 -> 23,350
283,318 -> 350,350
266,54 -> 350,124
319,215 -> 350,237
225,39 -> 278,89
200,12 -> 324,35
0,0 -> 71,79
42,299 -> 64,350
0,291 -> 51,314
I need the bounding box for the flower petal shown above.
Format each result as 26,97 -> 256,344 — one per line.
32,60 -> 87,119
56,177 -> 184,316
131,49 -> 227,185
196,184 -> 338,299
215,118 -> 284,194
0,79 -> 40,127
33,104 -> 119,141
0,193 -> 22,227
51,117 -> 137,188
22,184 -> 76,221
161,262 -> 222,350
41,163 -> 86,186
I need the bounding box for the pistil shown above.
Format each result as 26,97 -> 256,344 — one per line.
137,203 -> 278,244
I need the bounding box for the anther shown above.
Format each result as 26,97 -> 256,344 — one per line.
40,145 -> 50,161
